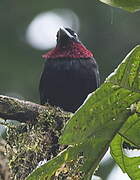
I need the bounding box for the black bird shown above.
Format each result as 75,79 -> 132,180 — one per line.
39,27 -> 100,112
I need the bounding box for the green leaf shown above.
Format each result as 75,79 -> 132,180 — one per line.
26,139 -> 105,180
26,146 -> 74,180
110,134 -> 140,179
109,46 -> 140,91
119,112 -> 140,147
60,46 -> 140,145
99,0 -> 140,12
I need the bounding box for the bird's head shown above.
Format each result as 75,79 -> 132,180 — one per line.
56,27 -> 80,45
42,27 -> 93,59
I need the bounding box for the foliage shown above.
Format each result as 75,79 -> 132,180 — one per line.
26,45 -> 140,180
99,0 -> 140,12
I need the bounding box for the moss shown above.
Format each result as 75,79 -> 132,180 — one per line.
53,155 -> 86,179
0,139 -> 11,180
6,105 -> 70,180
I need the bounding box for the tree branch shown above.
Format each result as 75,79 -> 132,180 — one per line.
0,95 -> 70,179
0,95 -> 52,123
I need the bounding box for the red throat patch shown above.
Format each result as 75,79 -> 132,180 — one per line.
42,41 -> 93,59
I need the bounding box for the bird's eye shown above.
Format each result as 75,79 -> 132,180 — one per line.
73,32 -> 78,38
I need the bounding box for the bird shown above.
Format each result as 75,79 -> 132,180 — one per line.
39,27 -> 100,113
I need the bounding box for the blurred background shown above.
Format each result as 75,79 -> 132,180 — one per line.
0,0 -> 140,179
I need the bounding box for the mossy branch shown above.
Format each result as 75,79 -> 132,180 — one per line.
0,95 -> 71,179
0,95 -> 64,123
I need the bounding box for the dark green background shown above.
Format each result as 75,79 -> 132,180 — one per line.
0,0 -> 140,103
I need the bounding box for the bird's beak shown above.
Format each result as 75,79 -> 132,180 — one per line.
57,27 -> 73,41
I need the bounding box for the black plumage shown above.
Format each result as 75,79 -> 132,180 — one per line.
39,28 -> 100,112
